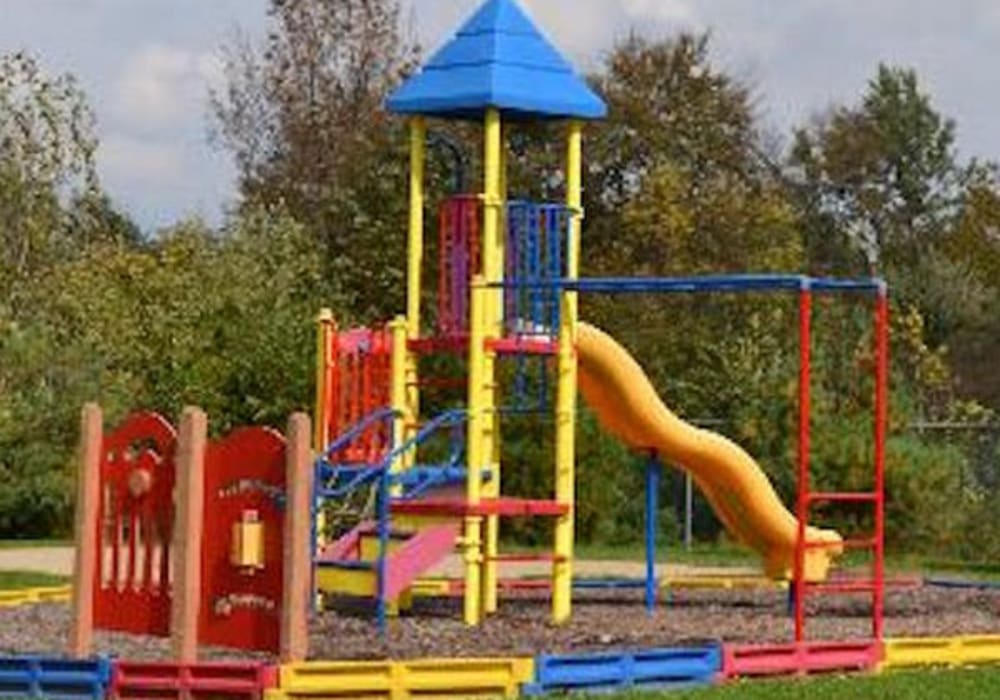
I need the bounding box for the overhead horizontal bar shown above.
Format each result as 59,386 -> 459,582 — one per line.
492,274 -> 887,295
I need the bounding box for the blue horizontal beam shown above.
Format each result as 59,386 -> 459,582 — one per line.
494,274 -> 887,295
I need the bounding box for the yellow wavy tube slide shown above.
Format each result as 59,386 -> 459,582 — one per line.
576,322 -> 842,581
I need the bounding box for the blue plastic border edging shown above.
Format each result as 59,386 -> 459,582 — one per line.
523,644 -> 722,695
0,655 -> 111,700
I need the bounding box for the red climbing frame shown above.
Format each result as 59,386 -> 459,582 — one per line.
437,195 -> 481,339
320,326 -> 392,459
199,427 -> 287,652
93,412 -> 178,637
792,284 -> 888,643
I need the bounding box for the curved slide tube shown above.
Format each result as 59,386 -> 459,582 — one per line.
576,322 -> 842,581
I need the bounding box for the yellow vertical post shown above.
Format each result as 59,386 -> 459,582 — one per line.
405,117 -> 426,470
389,316 -> 408,496
313,309 -> 335,578
553,121 -> 583,624
465,107 -> 502,625
465,274 -> 487,626
482,122 -> 507,615
314,309 -> 335,452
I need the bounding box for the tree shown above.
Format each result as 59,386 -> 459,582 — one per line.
211,0 -> 419,320
791,65 -> 964,273
0,52 -> 101,292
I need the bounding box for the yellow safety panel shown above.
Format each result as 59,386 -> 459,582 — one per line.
883,636 -> 1000,670
0,585 -> 71,608
316,567 -> 377,598
274,657 -> 534,700
408,579 -> 453,597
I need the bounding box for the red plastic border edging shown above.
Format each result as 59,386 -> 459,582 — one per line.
110,661 -> 276,700
722,641 -> 883,679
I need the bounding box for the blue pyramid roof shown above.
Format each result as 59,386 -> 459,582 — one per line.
387,0 -> 607,121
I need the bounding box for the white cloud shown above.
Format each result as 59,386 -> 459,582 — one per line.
619,0 -> 697,25
99,134 -> 184,187
111,44 -> 223,130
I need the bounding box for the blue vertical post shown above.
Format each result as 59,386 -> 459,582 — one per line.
645,454 -> 659,614
376,465 -> 390,634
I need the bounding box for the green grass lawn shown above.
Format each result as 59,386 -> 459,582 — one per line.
591,668 -> 1000,699
0,569 -> 68,590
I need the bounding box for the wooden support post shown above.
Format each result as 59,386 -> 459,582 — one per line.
281,413 -> 313,663
67,403 -> 103,658
171,407 -> 207,663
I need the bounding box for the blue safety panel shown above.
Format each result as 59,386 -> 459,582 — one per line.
523,645 -> 721,695
0,656 -> 110,700
387,0 -> 606,120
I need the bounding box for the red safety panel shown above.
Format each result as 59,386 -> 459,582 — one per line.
438,195 -> 481,338
93,412 -> 177,637
199,428 -> 286,653
322,326 -> 392,462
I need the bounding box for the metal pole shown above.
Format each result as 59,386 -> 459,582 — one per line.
873,285 -> 888,640
645,454 -> 659,614
794,283 -> 812,643
684,471 -> 693,551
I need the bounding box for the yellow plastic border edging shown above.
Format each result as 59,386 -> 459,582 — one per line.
661,575 -> 787,591
275,657 -> 535,700
0,585 -> 71,608
882,636 -> 1000,670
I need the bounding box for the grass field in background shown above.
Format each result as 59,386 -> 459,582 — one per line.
0,570 -> 68,590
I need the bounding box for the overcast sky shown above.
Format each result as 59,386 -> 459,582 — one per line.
2,1 -> 999,230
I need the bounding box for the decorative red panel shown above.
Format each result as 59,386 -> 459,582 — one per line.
199,428 -> 286,653
94,412 -> 177,637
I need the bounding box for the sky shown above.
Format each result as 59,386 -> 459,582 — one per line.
2,1 -> 999,231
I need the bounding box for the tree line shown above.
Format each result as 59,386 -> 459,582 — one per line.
1,1 -> 998,559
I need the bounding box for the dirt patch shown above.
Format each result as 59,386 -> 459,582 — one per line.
2,584 -> 999,661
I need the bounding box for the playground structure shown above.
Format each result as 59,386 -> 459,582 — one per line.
16,0 -> 1000,698
310,0 -> 886,647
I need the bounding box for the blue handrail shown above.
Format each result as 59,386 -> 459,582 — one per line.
318,406 -> 398,462
374,408 -> 468,632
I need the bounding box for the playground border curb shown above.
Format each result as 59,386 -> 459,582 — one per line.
722,640 -> 882,678
0,586 -> 72,608
882,635 -> 1000,670
0,655 -> 110,699
523,644 -> 721,695
110,661 -> 276,700
266,657 -> 534,700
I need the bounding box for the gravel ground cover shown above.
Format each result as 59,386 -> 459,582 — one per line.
1,584 -> 999,661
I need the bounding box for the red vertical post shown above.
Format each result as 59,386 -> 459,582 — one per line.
873,285 -> 889,640
794,283 -> 812,643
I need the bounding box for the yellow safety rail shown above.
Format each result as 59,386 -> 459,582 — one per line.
882,636 -> 1000,670
267,657 -> 534,700
0,585 -> 71,608
661,575 -> 787,591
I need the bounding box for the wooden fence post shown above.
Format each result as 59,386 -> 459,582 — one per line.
281,412 -> 313,662
67,403 -> 103,657
171,407 -> 207,663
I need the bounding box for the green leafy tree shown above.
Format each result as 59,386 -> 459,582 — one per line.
211,0 -> 419,320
